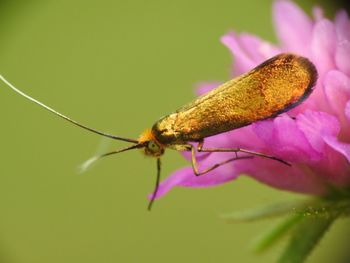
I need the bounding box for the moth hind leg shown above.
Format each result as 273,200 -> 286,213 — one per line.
188,142 -> 252,176
196,139 -> 290,166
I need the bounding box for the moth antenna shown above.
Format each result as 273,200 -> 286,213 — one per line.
79,137 -> 111,172
79,143 -> 144,173
0,75 -> 138,143
148,158 -> 161,211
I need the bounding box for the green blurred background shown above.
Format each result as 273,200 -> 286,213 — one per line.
0,0 -> 349,262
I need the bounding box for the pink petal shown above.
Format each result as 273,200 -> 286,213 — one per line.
335,41 -> 350,77
151,153 -> 251,199
195,82 -> 220,96
273,0 -> 313,55
296,110 -> 340,153
335,10 -> 350,41
252,116 -> 322,162
221,32 -> 280,76
311,19 -> 337,77
221,32 -> 256,75
223,125 -> 266,151
236,33 -> 280,62
346,100 -> 350,122
238,158 -> 326,195
312,6 -> 324,21
323,135 -> 350,164
296,110 -> 350,187
324,70 -> 350,112
322,135 -> 350,188
179,153 -> 240,187
334,10 -> 350,76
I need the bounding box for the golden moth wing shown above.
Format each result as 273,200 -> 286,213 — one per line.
154,53 -> 317,144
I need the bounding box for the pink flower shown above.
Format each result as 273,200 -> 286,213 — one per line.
152,0 -> 350,199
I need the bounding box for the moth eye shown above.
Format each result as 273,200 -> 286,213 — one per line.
148,141 -> 160,152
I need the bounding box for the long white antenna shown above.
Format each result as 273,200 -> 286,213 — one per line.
79,144 -> 143,173
0,75 -> 138,143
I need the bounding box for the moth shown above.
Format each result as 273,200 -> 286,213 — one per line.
1,53 -> 317,209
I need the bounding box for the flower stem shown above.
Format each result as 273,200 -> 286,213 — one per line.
277,213 -> 338,263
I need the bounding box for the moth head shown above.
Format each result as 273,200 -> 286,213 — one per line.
138,129 -> 165,157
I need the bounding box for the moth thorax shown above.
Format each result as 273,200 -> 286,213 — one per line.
151,114 -> 178,144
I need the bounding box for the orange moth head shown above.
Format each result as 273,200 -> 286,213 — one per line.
138,129 -> 165,157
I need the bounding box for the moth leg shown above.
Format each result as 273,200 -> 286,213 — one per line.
189,144 -> 252,176
197,139 -> 290,166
